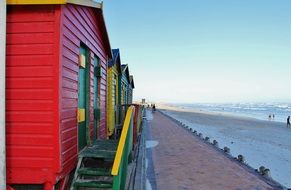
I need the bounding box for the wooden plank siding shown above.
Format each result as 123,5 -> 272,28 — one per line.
60,4 -> 109,172
120,65 -> 130,105
107,67 -> 119,137
6,5 -> 61,184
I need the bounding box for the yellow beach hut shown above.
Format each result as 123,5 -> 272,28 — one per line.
107,49 -> 122,138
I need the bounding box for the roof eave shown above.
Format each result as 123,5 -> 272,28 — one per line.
98,9 -> 112,59
130,76 -> 135,88
7,0 -> 102,9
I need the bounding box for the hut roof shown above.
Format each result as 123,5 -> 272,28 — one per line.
7,0 -> 112,59
129,75 -> 135,89
7,0 -> 102,8
121,64 -> 130,83
108,49 -> 121,72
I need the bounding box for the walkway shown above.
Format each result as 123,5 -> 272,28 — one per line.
145,110 -> 281,190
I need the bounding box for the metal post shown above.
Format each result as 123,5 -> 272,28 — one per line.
0,0 -> 6,189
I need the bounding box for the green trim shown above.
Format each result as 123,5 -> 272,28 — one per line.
78,45 -> 90,150
93,56 -> 100,139
94,65 -> 102,77
85,48 -> 90,146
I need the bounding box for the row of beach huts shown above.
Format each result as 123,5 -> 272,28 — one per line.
4,1 -> 139,189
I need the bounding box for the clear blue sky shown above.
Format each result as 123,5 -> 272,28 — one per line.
104,0 -> 291,103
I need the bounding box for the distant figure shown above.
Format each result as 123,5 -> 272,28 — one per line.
152,104 -> 156,112
272,114 -> 275,120
287,116 -> 290,128
268,114 -> 272,120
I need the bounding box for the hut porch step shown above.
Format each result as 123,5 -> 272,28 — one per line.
78,168 -> 112,176
74,180 -> 113,188
79,140 -> 118,160
70,140 -> 118,190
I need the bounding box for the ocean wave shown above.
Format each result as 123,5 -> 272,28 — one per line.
175,103 -> 291,122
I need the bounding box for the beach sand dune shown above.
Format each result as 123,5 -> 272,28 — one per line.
159,105 -> 291,188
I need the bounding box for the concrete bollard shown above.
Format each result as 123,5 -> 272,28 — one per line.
262,168 -> 270,177
259,166 -> 270,177
237,155 -> 244,163
259,166 -> 265,174
223,147 -> 230,154
212,140 -> 218,147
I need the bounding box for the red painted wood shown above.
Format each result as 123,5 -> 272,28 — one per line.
6,22 -> 55,33
7,33 -> 54,44
7,55 -> 54,66
6,123 -> 54,134
6,5 -> 61,186
7,78 -> 54,89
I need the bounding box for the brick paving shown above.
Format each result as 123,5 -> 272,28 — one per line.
145,110 -> 280,190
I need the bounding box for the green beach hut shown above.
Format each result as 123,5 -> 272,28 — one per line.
120,64 -> 130,105
128,75 -> 135,104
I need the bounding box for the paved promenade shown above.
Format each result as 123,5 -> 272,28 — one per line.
145,110 -> 281,190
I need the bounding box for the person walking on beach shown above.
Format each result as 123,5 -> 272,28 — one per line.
153,104 -> 156,111
287,116 -> 290,128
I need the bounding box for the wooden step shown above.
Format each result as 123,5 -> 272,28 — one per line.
79,140 -> 118,159
74,180 -> 113,189
71,140 -> 119,189
93,139 -> 119,146
79,148 -> 116,159
78,168 -> 112,176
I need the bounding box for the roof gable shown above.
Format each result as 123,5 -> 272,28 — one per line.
121,64 -> 130,83
108,49 -> 121,73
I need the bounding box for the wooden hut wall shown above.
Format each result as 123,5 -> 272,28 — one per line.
6,5 -> 62,184
128,86 -> 133,104
107,65 -> 119,137
60,4 -> 109,171
120,66 -> 129,105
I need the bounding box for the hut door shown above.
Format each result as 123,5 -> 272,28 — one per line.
113,75 -> 117,125
78,46 -> 89,150
93,57 -> 100,139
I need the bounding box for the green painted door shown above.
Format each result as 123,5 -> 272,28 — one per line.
93,57 -> 100,139
78,46 -> 89,150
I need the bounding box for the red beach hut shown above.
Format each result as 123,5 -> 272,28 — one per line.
6,1 -> 112,189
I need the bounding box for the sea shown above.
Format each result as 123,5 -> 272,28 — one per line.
174,102 -> 291,123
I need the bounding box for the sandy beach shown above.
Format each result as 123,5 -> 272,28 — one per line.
158,104 -> 291,188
